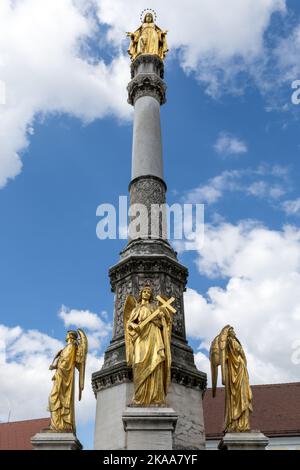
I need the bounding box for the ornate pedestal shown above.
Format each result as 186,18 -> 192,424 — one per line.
122,407 -> 178,450
92,52 -> 206,450
219,431 -> 269,451
31,432 -> 82,450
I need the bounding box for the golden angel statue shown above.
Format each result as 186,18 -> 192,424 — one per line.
210,325 -> 253,433
127,12 -> 168,61
48,329 -> 88,434
124,285 -> 176,405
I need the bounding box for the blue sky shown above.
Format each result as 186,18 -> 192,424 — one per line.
1,0 -> 300,449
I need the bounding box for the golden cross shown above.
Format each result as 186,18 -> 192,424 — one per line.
156,295 -> 176,314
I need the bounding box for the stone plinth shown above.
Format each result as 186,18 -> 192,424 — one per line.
219,431 -> 269,451
31,432 -> 82,450
94,378 -> 134,450
122,407 -> 178,450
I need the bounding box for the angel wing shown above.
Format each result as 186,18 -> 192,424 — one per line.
76,329 -> 88,401
124,295 -> 137,366
209,335 -> 220,397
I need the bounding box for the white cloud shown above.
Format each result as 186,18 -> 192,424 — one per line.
194,351 -> 211,381
282,198 -> 300,216
0,0 -> 131,189
184,220 -> 300,385
59,305 -> 107,331
59,305 -> 112,350
0,326 -> 62,423
247,181 -> 285,199
186,184 -> 223,206
185,165 -> 288,205
214,132 -> 248,157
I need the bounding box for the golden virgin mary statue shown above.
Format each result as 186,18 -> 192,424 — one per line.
48,329 -> 88,434
127,12 -> 168,61
124,286 -> 175,405
210,325 -> 253,433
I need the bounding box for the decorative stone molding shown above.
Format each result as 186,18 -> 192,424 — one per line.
171,366 -> 207,393
129,174 -> 167,194
127,73 -> 167,106
109,255 -> 188,290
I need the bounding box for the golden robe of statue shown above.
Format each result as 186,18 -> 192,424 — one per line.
124,286 -> 175,405
127,12 -> 168,61
210,325 -> 253,433
48,329 -> 88,434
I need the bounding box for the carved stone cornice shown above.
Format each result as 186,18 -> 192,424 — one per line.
171,365 -> 207,394
120,239 -> 177,260
109,254 -> 188,291
92,362 -> 132,395
127,73 -> 167,106
92,361 -> 207,396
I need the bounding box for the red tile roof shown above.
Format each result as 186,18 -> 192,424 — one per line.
0,418 -> 50,450
203,382 -> 300,439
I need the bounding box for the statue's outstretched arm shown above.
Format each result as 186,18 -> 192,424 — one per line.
49,349 -> 62,370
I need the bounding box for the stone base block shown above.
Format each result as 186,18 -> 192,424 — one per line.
167,381 -> 205,449
31,432 -> 82,450
219,431 -> 269,450
122,407 -> 178,450
94,381 -> 134,450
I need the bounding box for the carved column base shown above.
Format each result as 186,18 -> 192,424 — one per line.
122,407 -> 178,450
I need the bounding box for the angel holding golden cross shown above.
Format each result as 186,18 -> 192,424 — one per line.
48,329 -> 88,434
124,286 -> 176,405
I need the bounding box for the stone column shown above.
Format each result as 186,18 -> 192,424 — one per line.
92,54 -> 207,450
